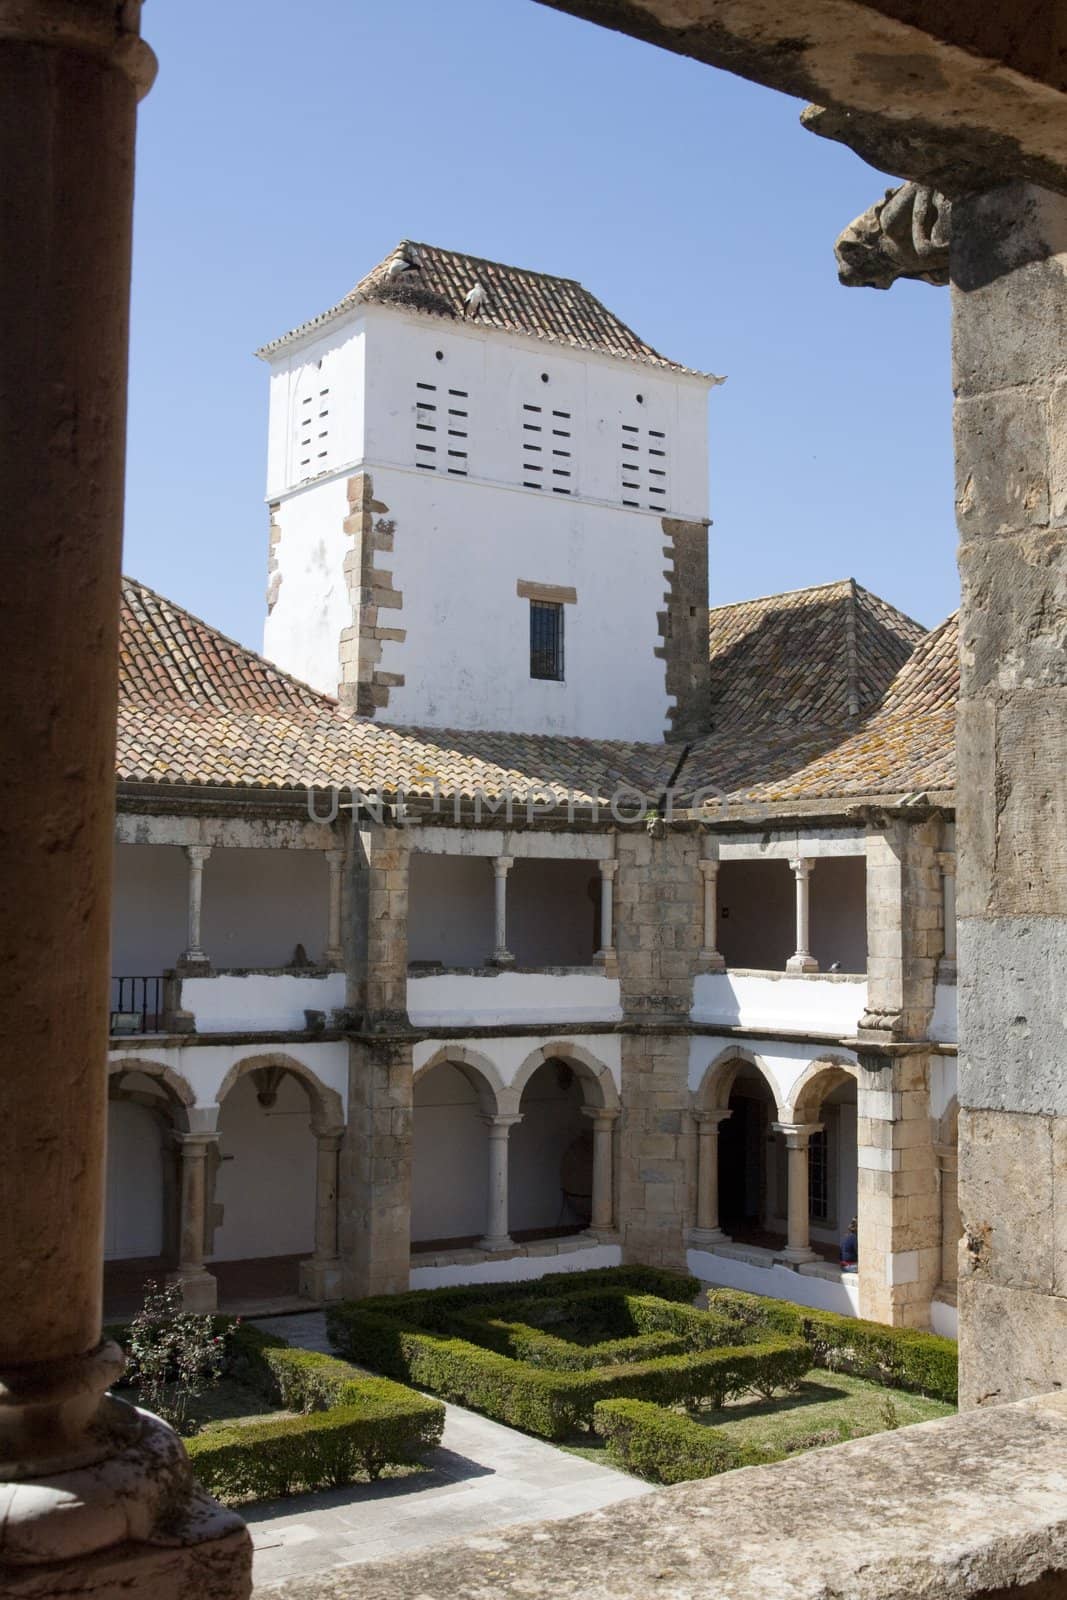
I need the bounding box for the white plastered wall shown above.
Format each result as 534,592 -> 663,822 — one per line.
260,303 -> 712,739
211,1070 -> 317,1262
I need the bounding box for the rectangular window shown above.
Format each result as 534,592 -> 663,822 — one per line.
529,600 -> 564,681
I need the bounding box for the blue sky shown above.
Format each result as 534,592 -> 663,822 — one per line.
125,0 -> 957,652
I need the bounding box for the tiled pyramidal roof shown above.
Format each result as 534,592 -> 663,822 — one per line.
707,579 -> 927,732
257,240 -> 713,376
116,576 -> 957,808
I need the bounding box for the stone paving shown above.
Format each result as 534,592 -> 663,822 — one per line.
248,1312 -> 650,1591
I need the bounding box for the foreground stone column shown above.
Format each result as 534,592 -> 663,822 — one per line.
299,1127 -> 344,1301
691,1109 -> 730,1244
774,1123 -> 821,1263
0,4 -> 251,1590
786,858 -> 818,973
168,1134 -> 218,1313
583,1107 -> 619,1232
952,183 -> 1067,1405
594,858 -> 618,968
323,847 -> 344,967
935,1139 -> 960,1295
480,1114 -> 520,1251
181,844 -> 211,967
698,858 -> 726,969
491,855 -> 515,966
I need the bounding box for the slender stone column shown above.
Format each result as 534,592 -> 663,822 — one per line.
491,855 -> 515,966
181,844 -> 212,967
479,1114 -> 520,1250
168,1134 -> 218,1313
786,858 -> 819,973
594,858 -> 618,966
691,1108 -> 731,1244
582,1106 -> 619,1232
324,848 -> 345,967
936,851 -> 957,982
300,1127 -> 344,1301
773,1123 -> 821,1262
698,858 -> 726,969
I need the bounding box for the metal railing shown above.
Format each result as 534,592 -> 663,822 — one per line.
110,975 -> 165,1035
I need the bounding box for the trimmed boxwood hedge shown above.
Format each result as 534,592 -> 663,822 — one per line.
188,1376 -> 444,1498
703,1289 -> 958,1404
593,1398 -> 758,1484
327,1273 -> 811,1440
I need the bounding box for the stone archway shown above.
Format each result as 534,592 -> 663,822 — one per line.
781,1056 -> 860,1264
509,1043 -> 620,1240
690,1048 -> 785,1248
213,1053 -> 345,1302
411,1047 -> 509,1251
104,1060 -> 193,1305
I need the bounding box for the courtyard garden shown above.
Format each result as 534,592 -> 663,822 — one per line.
326,1265 -> 957,1485
108,1283 -> 445,1504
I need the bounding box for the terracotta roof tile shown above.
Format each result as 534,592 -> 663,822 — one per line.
116,577 -> 957,811
256,240 -> 718,379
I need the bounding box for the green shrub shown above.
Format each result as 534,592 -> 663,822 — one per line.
188,1378 -> 444,1498
703,1290 -> 958,1403
593,1399 -> 756,1484
327,1304 -> 811,1440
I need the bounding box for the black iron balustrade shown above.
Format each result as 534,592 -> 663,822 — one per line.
110,975 -> 165,1034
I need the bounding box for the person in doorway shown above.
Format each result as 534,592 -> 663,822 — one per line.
840,1217 -> 859,1272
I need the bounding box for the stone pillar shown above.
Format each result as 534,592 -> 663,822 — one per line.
773,1123 -> 821,1263
480,1115 -> 520,1251
583,1107 -> 619,1233
0,4 -> 251,1587
937,850 -> 957,982
181,845 -> 212,968
691,1109 -> 730,1244
785,858 -> 818,973
698,858 -> 726,970
339,1036 -> 412,1299
855,1051 -> 941,1327
168,1134 -> 218,1313
952,185 -> 1067,1405
350,823 -> 410,1023
594,858 -> 618,969
299,1127 -> 344,1301
323,847 -> 345,967
614,828 -> 702,1269
491,855 -> 515,966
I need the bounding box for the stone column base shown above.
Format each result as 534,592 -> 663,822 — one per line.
1,1406 -> 251,1598
478,1235 -> 515,1254
785,955 -> 818,974
689,1227 -> 728,1248
299,1256 -> 342,1301
777,1246 -> 817,1265
166,1269 -> 217,1313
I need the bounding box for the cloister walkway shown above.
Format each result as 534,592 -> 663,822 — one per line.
248,1312 -> 650,1591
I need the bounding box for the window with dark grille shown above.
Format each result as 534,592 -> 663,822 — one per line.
808,1127 -> 830,1223
529,600 -> 564,681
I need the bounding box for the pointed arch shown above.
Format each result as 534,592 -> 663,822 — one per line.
511,1041 -> 620,1112
694,1045 -> 785,1118
217,1052 -> 344,1134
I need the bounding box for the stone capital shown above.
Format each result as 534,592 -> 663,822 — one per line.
492,855 -> 514,876
481,1113 -> 522,1134
936,850 -> 956,876
773,1121 -> 824,1147
581,1105 -> 620,1127
789,856 -> 816,878
0,0 -> 158,98
598,857 -> 619,879
185,844 -> 212,867
693,1108 -> 732,1128
698,857 -> 720,879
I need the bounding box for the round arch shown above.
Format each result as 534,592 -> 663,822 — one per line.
694,1046 -> 785,1118
217,1052 -> 344,1134
108,1056 -> 194,1129
413,1045 -> 506,1117
785,1055 -> 859,1124
510,1041 -> 620,1113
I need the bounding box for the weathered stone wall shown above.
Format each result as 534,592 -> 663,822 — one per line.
614,829 -> 702,1267
856,1051 -> 941,1326
862,816 -> 942,1040
952,183 -> 1067,1406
